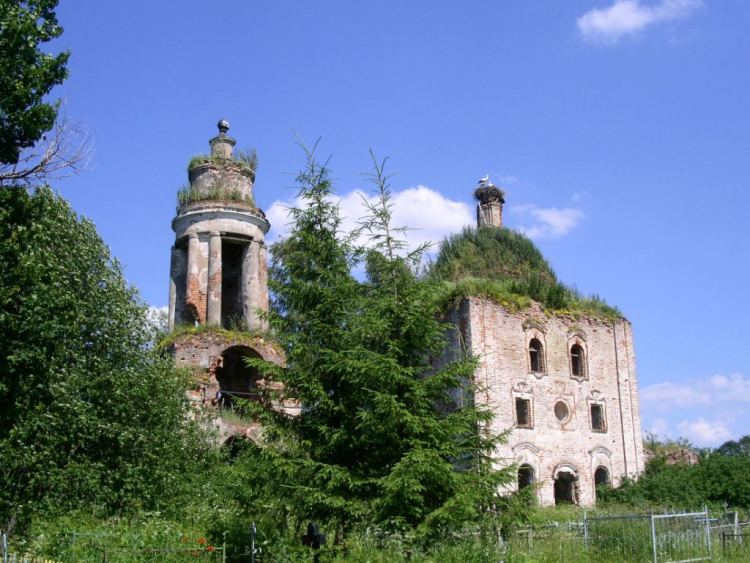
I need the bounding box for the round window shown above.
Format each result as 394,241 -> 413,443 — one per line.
554,401 -> 570,422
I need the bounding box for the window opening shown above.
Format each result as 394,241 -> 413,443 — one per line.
518,464 -> 535,490
515,398 -> 532,428
215,346 -> 262,411
571,344 -> 586,377
529,338 -> 545,372
590,403 -> 606,432
221,239 -> 247,329
554,400 -> 570,423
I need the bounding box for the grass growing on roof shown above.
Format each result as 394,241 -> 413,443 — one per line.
176,183 -> 255,209
430,226 -> 622,321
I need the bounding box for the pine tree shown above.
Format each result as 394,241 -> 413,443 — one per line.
244,148 -> 513,540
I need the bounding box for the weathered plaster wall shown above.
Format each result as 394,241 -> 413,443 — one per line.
451,297 -> 644,506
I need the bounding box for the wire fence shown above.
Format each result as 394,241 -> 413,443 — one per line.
504,509 -> 750,563
3,511 -> 750,562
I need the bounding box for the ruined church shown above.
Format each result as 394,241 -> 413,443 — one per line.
165,122 -> 644,506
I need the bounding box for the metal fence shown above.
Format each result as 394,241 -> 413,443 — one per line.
505,509 -> 750,563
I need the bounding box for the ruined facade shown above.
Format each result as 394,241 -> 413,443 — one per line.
164,124 -> 643,501
166,121 -> 290,442
448,178 -> 645,506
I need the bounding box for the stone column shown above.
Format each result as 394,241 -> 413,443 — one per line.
258,243 -> 269,330
168,246 -> 182,332
186,233 -> 203,325
241,240 -> 262,331
207,231 -> 222,327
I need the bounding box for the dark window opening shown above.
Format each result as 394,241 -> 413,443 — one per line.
518,464 -> 535,490
529,338 -> 545,372
516,398 -> 532,428
591,404 -> 606,432
215,346 -> 262,411
221,239 -> 247,329
554,471 -> 578,505
571,344 -> 586,377
594,466 -> 610,488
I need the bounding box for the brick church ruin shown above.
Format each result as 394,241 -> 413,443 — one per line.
165,121 -> 644,506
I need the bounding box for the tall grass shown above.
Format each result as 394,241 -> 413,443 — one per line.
430,227 -> 622,321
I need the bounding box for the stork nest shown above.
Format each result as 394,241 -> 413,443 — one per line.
474,184 -> 505,204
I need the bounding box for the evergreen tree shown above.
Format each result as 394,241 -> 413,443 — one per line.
244,148 -> 512,539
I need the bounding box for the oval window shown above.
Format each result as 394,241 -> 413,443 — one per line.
554,401 -> 570,422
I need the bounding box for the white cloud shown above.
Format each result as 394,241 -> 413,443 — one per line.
577,0 -> 701,44
266,185 -> 474,253
510,204 -> 585,240
642,373 -> 750,411
677,418 -> 733,446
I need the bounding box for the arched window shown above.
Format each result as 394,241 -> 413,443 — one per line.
594,466 -> 610,488
215,346 -> 263,410
518,464 -> 535,490
570,343 -> 586,377
529,338 -> 545,372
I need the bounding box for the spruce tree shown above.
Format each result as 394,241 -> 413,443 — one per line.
245,148 -> 513,539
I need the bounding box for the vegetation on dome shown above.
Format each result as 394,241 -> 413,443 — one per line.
176,183 -> 255,210
187,147 -> 258,173
430,226 -> 623,321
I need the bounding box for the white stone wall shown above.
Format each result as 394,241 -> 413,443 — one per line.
456,297 -> 644,506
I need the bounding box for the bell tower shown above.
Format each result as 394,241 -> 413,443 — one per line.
166,121 -> 290,442
168,119 -> 269,332
474,175 -> 505,229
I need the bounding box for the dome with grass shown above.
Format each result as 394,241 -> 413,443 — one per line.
430,226 -> 622,321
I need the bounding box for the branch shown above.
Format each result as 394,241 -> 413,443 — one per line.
0,112 -> 94,188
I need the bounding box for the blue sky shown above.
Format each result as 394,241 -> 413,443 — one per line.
47,1 -> 749,447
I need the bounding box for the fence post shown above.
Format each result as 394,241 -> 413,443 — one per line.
250,522 -> 256,563
222,531 -> 227,563
650,513 -> 657,563
2,531 -> 7,563
704,505 -> 711,559
583,511 -> 589,551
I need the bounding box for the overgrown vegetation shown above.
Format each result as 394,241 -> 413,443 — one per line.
187,147 -> 258,174
598,435 -> 750,510
430,226 -> 622,320
157,324 -> 278,352
176,183 -> 255,208
0,187 -> 219,534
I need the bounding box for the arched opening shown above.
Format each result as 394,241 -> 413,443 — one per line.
518,464 -> 535,490
594,466 -> 610,488
570,344 -> 586,377
554,471 -> 578,505
215,346 -> 262,411
529,338 -> 545,372
223,435 -> 254,459
221,239 -> 248,329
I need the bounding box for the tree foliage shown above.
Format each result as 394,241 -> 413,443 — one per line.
241,149 -> 513,540
0,187 -> 215,531
0,0 -> 69,165
598,437 -> 750,510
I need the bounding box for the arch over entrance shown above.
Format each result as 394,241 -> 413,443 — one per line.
215,346 -> 262,409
